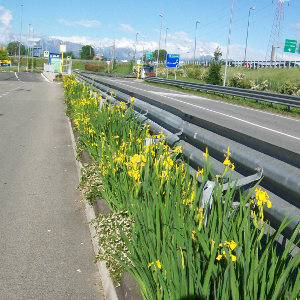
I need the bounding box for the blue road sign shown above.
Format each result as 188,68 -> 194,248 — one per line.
166,54 -> 180,68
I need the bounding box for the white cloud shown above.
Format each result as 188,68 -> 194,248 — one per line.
50,35 -> 91,45
0,6 -> 14,45
291,23 -> 300,32
117,24 -> 135,33
291,23 -> 300,40
49,33 -> 274,61
59,19 -> 101,28
0,6 -> 12,27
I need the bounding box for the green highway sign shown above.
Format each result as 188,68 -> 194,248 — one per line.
284,39 -> 297,53
146,52 -> 153,60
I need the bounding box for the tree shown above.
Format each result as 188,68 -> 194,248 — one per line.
80,45 -> 95,60
7,41 -> 25,56
205,47 -> 223,85
152,49 -> 167,62
0,49 -> 8,60
64,51 -> 75,59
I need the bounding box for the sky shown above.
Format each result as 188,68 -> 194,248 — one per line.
1,0 -> 300,61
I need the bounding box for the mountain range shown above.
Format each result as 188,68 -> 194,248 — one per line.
35,38 -> 213,62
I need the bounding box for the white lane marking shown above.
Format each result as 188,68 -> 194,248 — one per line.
41,73 -> 51,83
103,76 -> 300,124
149,91 -> 300,123
105,80 -> 300,141
150,91 -> 210,99
108,78 -> 300,123
160,95 -> 300,141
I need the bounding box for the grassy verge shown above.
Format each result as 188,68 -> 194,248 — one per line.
63,75 -> 300,300
225,66 -> 300,90
0,66 -> 43,73
144,80 -> 300,119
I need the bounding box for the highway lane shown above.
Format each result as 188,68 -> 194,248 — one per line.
0,72 -> 104,300
92,76 -> 300,155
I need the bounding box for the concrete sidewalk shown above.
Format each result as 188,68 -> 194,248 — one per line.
0,72 -> 105,300
42,71 -> 57,82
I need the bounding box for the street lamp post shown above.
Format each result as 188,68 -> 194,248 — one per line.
142,36 -> 145,60
31,29 -> 34,73
244,7 -> 255,66
165,27 -> 169,62
134,32 -> 139,61
27,23 -> 31,72
223,0 -> 235,86
165,27 -> 169,78
193,21 -> 200,67
18,5 -> 23,72
156,14 -> 163,77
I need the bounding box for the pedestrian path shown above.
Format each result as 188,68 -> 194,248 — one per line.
0,72 -> 105,300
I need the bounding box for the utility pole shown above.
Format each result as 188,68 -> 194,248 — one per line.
142,36 -> 145,61
31,28 -> 34,72
18,5 -> 23,72
156,14 -> 163,77
265,0 -> 289,65
27,23 -> 31,72
134,32 -> 138,61
193,21 -> 200,67
223,0 -> 235,86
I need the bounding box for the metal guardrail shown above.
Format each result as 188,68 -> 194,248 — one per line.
80,70 -> 136,78
145,77 -> 300,111
75,72 -> 300,242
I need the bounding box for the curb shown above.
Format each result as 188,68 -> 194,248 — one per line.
67,119 -> 142,300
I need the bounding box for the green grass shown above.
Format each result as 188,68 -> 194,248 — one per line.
158,65 -> 300,86
0,66 -> 42,73
143,80 -> 300,119
224,66 -> 300,91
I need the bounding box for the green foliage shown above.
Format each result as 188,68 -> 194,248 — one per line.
205,47 -> 223,85
64,76 -> 300,299
205,61 -> 223,85
277,81 -> 299,95
186,66 -> 205,80
7,41 -> 25,56
80,45 -> 95,60
230,73 -> 251,89
90,210 -> 133,284
127,59 -> 134,73
64,51 -> 75,59
213,46 -> 222,61
112,57 -> 118,71
0,49 -> 8,60
85,63 -> 105,72
152,49 -> 167,61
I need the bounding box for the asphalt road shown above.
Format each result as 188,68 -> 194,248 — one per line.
0,72 -> 104,300
91,76 -> 300,155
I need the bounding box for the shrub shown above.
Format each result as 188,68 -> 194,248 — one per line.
85,63 -> 105,72
277,81 -> 298,95
230,73 -> 251,89
249,80 -> 269,91
204,47 -> 223,85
